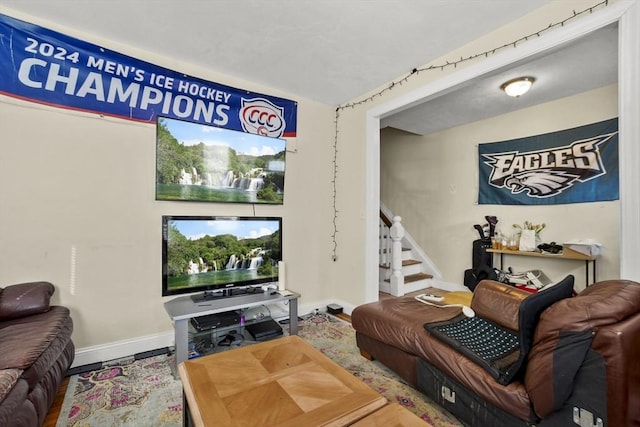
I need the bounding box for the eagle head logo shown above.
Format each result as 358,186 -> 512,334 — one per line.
504,171 -> 579,197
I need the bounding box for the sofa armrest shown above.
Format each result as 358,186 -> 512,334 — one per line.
0,281 -> 55,320
525,279 -> 640,418
471,280 -> 529,331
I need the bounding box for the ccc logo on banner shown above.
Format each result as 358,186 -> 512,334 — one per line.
240,98 -> 286,138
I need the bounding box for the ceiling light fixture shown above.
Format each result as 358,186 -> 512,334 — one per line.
500,77 -> 535,97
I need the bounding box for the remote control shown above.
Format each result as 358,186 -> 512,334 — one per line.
418,294 -> 444,303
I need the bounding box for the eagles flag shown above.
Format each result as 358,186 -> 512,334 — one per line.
478,118 -> 619,205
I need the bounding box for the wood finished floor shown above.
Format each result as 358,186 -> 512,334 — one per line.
43,376 -> 69,427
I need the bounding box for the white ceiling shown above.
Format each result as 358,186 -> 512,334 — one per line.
1,1 -> 616,135
0,0 -> 550,106
382,23 -> 619,135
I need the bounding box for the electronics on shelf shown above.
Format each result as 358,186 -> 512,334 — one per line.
245,319 -> 283,341
190,310 -> 242,332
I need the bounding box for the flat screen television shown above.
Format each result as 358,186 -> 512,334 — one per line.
162,215 -> 282,301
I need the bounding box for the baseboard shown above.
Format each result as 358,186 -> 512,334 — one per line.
429,279 -> 470,292
300,299 -> 356,316
71,330 -> 174,368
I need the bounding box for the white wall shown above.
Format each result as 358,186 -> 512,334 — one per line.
381,85 -> 619,292
326,0 -> 635,306
0,7 -> 336,359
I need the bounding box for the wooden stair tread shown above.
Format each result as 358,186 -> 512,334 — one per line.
384,272 -> 433,283
379,259 -> 421,269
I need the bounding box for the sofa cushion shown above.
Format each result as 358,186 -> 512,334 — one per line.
0,382 -> 38,427
0,306 -> 72,372
471,279 -> 529,330
0,375 -> 36,427
23,315 -> 73,390
0,282 -> 54,320
517,275 -> 575,358
426,276 -> 574,385
0,368 -> 22,402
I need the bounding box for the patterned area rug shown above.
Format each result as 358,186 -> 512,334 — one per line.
57,314 -> 463,426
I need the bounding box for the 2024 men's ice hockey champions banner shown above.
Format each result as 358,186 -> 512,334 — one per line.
478,118 -> 619,205
0,14 -> 297,138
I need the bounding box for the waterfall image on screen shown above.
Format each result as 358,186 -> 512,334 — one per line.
162,216 -> 282,297
156,117 -> 286,204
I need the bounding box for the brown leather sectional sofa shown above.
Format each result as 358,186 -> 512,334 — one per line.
352,279 -> 640,427
0,282 -> 74,427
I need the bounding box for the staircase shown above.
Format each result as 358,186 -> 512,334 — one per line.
379,248 -> 434,294
379,206 -> 440,296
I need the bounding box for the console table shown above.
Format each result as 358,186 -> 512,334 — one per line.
164,290 -> 300,370
487,247 -> 597,286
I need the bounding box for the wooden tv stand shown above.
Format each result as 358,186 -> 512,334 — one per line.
164,290 -> 300,370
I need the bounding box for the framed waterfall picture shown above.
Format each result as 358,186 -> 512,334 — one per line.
155,117 -> 286,204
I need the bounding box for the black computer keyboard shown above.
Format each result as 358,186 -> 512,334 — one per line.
429,316 -> 519,361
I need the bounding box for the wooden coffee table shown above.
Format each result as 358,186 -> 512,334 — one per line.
179,335 -> 387,426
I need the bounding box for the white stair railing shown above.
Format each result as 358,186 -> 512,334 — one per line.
379,217 -> 391,268
379,203 -> 450,296
389,215 -> 405,295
